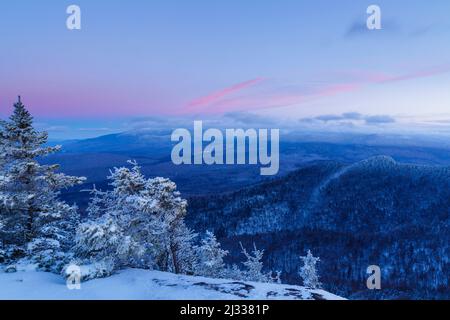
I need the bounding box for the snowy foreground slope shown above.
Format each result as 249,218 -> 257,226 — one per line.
0,268 -> 344,300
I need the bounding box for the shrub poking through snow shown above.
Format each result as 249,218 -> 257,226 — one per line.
239,242 -> 273,283
194,231 -> 229,278
299,250 -> 321,289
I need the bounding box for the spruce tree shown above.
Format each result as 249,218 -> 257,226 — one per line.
75,161 -> 197,275
239,242 -> 272,283
299,250 -> 321,289
0,97 -> 85,270
195,231 -> 228,278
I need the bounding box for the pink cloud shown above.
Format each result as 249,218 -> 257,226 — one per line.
183,65 -> 450,115
183,78 -> 266,114
379,65 -> 450,83
210,83 -> 361,114
338,65 -> 450,84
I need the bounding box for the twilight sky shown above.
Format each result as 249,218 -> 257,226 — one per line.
1,0 -> 450,138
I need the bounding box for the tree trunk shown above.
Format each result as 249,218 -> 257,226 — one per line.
170,242 -> 180,274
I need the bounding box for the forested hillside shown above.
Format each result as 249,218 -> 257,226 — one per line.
187,157 -> 450,299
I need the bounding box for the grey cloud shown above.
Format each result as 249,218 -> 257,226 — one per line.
344,19 -> 400,38
364,115 -> 396,125
224,112 -> 277,126
409,25 -> 433,38
300,112 -> 396,126
345,21 -> 369,37
342,112 -> 363,120
125,116 -> 184,130
315,114 -> 344,122
311,112 -> 364,122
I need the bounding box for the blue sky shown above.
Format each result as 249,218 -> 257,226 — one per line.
1,1 -> 450,139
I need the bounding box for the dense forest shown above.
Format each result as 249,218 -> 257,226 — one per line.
187,157 -> 450,299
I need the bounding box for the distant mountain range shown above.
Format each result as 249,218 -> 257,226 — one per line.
46,130 -> 450,206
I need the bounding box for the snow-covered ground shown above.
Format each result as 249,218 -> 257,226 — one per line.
0,267 -> 345,300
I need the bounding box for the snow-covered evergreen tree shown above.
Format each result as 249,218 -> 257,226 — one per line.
74,161 -> 197,275
299,250 -> 321,289
0,97 -> 85,270
148,175 -> 196,274
73,213 -> 142,274
239,242 -> 272,283
84,185 -> 106,219
195,231 -> 228,278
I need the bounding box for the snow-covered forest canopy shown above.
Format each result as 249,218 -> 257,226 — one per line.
0,97 -> 321,290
